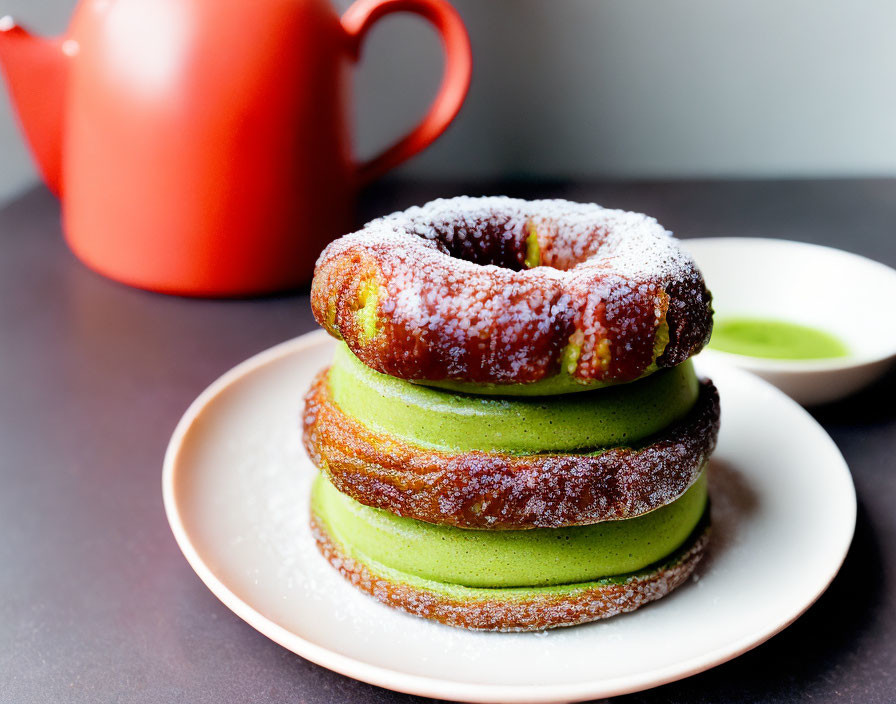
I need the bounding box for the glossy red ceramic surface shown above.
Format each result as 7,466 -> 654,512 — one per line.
0,0 -> 471,295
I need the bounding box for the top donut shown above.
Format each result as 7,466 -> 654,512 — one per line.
311,196 -> 713,388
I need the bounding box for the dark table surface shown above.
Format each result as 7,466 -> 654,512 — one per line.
2,179 -> 895,704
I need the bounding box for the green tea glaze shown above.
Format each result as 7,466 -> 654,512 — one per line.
315,519 -> 706,603
328,343 -> 699,453
312,470 -> 708,588
709,317 -> 848,360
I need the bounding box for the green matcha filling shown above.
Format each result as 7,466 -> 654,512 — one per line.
316,518 -> 705,602
328,342 -> 699,453
524,225 -> 541,268
312,470 -> 708,589
354,279 -> 380,342
417,371 -> 628,396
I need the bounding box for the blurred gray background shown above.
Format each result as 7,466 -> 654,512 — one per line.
2,0 -> 895,205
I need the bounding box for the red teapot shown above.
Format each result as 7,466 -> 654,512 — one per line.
0,0 -> 470,296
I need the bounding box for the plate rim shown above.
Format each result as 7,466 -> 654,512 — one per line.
162,330 -> 857,704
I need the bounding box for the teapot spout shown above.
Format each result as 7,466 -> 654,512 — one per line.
0,17 -> 70,195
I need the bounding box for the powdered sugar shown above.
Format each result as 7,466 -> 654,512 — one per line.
339,196 -> 691,281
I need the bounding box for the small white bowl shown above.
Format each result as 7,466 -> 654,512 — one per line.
682,237 -> 896,406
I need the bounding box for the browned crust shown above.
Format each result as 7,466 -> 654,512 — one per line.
311,198 -> 713,385
310,509 -> 710,632
303,372 -> 720,530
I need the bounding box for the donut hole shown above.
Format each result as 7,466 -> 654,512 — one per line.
427,219 -> 538,272
426,219 -> 611,274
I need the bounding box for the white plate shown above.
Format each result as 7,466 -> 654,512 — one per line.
163,331 -> 856,704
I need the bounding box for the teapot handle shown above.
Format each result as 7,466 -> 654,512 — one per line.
341,0 -> 472,186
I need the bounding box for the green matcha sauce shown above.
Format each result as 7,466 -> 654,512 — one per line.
708,317 -> 849,360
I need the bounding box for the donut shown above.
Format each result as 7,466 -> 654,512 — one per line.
303,362 -> 720,529
311,472 -> 710,632
311,196 -> 713,387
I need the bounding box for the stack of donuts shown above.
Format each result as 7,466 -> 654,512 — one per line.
303,196 -> 719,631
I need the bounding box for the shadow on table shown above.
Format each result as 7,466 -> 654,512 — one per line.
810,364 -> 896,427
606,497 -> 885,704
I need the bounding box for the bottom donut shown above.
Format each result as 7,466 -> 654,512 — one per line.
310,474 -> 711,632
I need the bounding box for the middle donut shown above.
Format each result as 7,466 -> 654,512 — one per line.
304,342 -> 720,530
